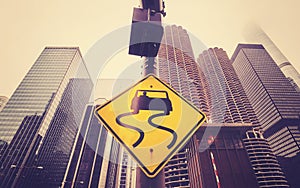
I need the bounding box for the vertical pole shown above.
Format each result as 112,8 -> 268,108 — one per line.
136,168 -> 165,188
143,57 -> 157,76
136,57 -> 165,188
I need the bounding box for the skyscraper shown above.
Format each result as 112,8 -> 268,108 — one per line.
243,24 -> 300,91
197,47 -> 258,125
157,25 -> 210,188
197,47 -> 288,187
232,44 -> 300,187
0,47 -> 93,187
0,96 -> 8,112
158,25 -> 210,117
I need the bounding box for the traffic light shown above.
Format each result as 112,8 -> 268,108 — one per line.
129,8 -> 164,57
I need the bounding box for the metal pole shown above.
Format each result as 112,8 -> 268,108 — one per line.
136,56 -> 165,188
136,168 -> 165,188
132,2 -> 166,187
143,57 -> 157,76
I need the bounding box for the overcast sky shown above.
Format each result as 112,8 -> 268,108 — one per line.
1,0 -> 299,98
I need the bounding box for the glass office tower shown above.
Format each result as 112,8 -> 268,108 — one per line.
232,44 -> 300,187
231,44 -> 300,145
244,24 -> 300,91
0,47 -> 93,187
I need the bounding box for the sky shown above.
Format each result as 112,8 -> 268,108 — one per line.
1,0 -> 300,98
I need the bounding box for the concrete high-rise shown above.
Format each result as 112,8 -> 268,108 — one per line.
0,96 -> 8,112
158,25 -> 210,118
243,129 -> 289,187
244,24 -> 300,91
0,47 -> 93,187
197,47 -> 288,187
197,47 -> 258,125
232,44 -> 300,187
157,25 -> 210,188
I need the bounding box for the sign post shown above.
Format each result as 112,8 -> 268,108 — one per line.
95,1 -> 206,187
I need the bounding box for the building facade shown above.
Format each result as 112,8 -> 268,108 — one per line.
187,123 -> 259,188
0,96 -> 8,112
244,24 -> 300,91
197,47 -> 259,125
158,25 -> 210,118
62,103 -> 123,188
116,148 -> 136,188
157,25 -> 210,188
232,44 -> 300,187
21,78 -> 93,187
243,129 -> 289,187
0,47 -> 93,187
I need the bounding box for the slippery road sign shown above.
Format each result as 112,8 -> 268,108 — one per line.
95,75 -> 206,177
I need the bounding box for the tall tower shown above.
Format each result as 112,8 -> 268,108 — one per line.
244,25 -> 300,91
196,47 -> 288,187
232,44 -> 300,187
197,47 -> 258,125
0,47 -> 93,187
157,25 -> 210,188
158,25 -> 210,119
0,47 -> 88,144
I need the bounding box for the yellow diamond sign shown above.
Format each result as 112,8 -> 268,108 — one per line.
95,75 -> 206,177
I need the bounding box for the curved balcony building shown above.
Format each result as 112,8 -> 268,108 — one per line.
243,130 -> 289,188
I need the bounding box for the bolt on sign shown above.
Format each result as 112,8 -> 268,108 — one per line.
95,75 -> 206,177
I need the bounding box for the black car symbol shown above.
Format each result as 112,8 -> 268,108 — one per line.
131,90 -> 173,115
